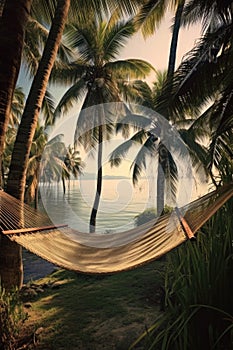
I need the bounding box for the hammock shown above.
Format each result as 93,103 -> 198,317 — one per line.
0,184 -> 233,274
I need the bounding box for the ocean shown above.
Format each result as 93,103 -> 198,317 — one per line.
39,177 -> 153,234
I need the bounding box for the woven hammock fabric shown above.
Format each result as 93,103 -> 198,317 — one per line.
0,184 -> 233,273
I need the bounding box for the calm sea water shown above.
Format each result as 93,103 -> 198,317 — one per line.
39,178 -> 154,234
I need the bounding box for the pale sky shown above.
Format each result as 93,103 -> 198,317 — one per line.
119,12 -> 201,79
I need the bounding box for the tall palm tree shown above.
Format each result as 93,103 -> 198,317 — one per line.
0,0 -> 32,190
1,87 -> 25,187
162,1 -> 233,185
110,72 -> 208,214
135,0 -> 186,80
53,13 -> 154,232
6,0 -> 70,204
0,0 -> 143,289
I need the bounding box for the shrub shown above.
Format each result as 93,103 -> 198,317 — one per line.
134,208 -> 157,226
131,197 -> 233,349
0,286 -> 28,350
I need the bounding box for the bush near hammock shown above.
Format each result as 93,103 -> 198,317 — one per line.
131,197 -> 233,349
0,286 -> 28,350
134,205 -> 173,226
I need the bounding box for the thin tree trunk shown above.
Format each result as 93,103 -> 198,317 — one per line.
157,163 -> 165,216
0,0 -> 32,189
7,0 -> 70,201
89,126 -> 103,233
62,176 -> 66,194
167,0 -> 185,80
157,143 -> 168,216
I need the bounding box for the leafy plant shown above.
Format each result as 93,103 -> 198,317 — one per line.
131,195 -> 233,349
0,286 -> 28,350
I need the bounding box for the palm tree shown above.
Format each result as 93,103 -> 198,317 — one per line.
110,72 -> 208,214
53,13 -> 154,232
0,0 -> 32,190
135,0 -> 186,80
162,1 -> 233,185
1,87 -> 25,187
0,0 -> 143,289
6,0 -> 70,205
26,126 -> 72,207
63,145 -> 84,193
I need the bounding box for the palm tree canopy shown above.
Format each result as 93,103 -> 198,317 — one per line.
52,14 -> 155,142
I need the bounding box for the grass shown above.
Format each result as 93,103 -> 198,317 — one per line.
21,260 -> 164,349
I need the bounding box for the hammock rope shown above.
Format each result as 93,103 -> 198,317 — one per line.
0,184 -> 233,274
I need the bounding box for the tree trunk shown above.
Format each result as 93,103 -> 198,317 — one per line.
0,0 -> 32,189
89,126 -> 103,233
62,176 -> 66,194
157,143 -> 168,216
7,0 -> 70,201
0,0 -> 32,291
3,0 -> 70,291
157,162 -> 165,216
167,0 -> 185,80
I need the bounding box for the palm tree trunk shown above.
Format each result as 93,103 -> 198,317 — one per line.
62,176 -> 66,194
90,126 -> 103,233
167,0 -> 185,80
0,0 -> 32,291
157,162 -> 165,216
0,0 -> 32,189
2,0 -> 70,291
157,143 -> 168,216
7,0 -> 70,201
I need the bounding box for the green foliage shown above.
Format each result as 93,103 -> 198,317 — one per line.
0,286 -> 28,350
134,205 -> 173,226
134,208 -> 157,226
132,197 -> 233,349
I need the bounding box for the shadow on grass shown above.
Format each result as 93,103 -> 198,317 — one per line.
27,261 -> 164,350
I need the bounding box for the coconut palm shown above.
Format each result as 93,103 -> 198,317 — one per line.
135,0 -> 186,80
6,0 -> 70,205
162,1 -> 233,185
53,13 -> 154,232
0,87 -> 25,187
0,0 -> 145,290
63,145 -> 84,193
110,71 -> 208,214
26,126 -> 73,207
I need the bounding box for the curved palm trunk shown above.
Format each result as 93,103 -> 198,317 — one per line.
7,0 -> 70,201
0,0 -> 32,189
90,126 -> 103,233
167,0 -> 185,80
3,0 -> 70,290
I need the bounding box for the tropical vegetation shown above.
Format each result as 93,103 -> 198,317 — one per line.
0,0 -> 232,348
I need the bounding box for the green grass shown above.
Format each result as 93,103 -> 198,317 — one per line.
23,261 -> 164,349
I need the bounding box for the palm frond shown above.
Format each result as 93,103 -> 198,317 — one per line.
131,136 -> 157,184
50,60 -> 88,85
106,59 -> 155,80
103,19 -> 135,60
41,90 -> 56,126
134,0 -> 168,37
54,79 -> 86,118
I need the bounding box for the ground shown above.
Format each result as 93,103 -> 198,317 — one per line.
21,252 -> 164,350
